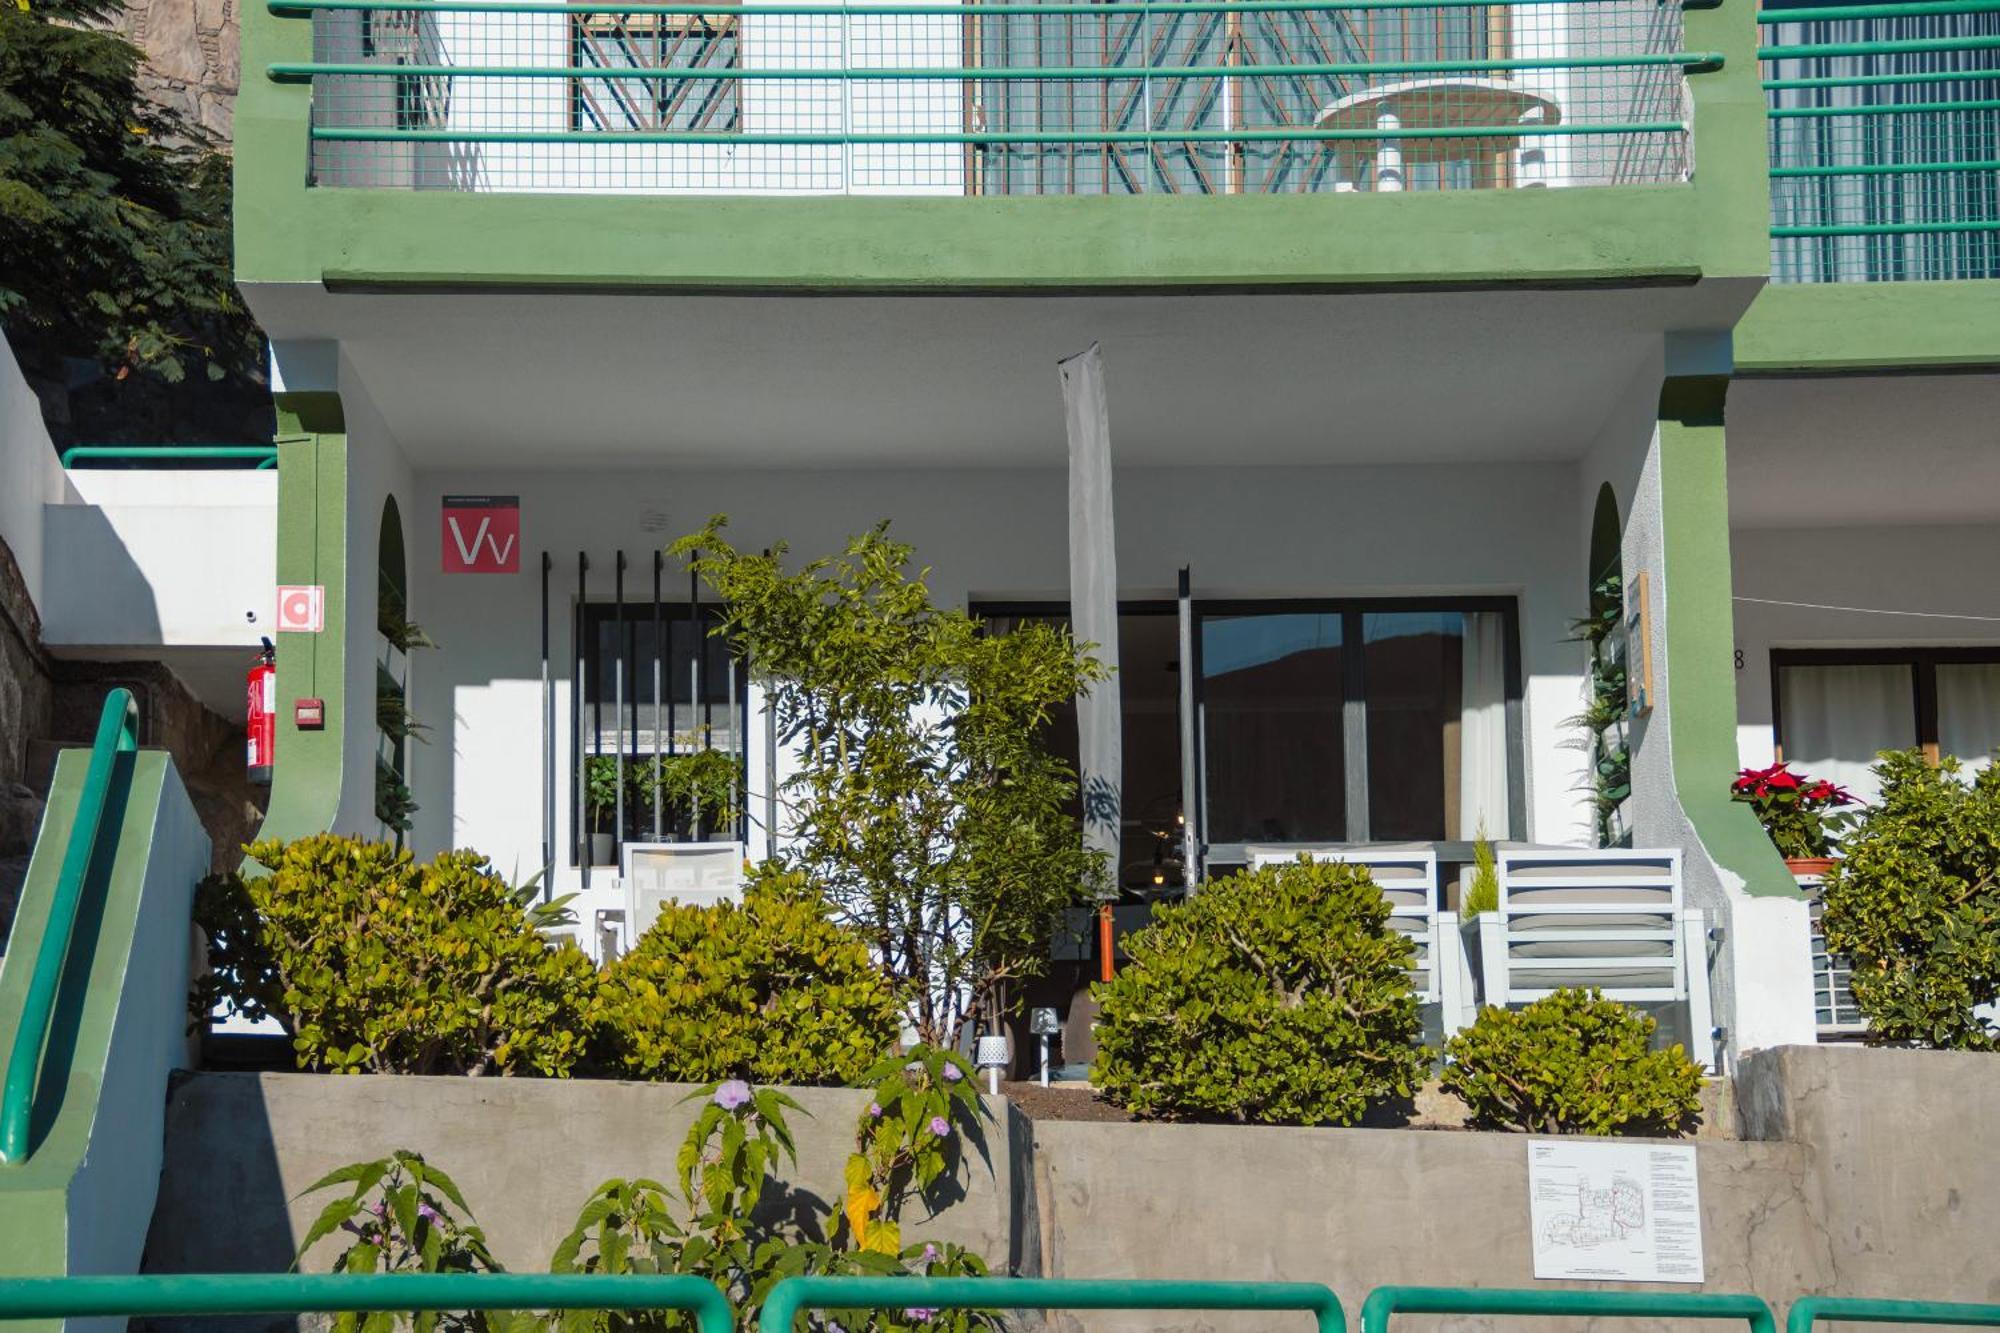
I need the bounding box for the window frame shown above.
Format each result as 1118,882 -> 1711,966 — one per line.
972,594 -> 1526,862
1771,645 -> 2000,769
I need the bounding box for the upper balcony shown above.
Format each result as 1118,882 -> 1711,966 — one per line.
234,0 -> 1770,295
1741,0 -> 2000,370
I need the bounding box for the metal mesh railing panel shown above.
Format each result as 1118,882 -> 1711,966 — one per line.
297,0 -> 1694,193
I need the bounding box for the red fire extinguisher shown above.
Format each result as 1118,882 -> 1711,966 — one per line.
248,638 -> 276,786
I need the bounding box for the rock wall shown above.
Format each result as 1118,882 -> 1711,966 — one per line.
115,0 -> 241,143
0,533 -> 57,928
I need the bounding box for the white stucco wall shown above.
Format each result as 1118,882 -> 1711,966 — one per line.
1732,521 -> 2000,768
0,341 -> 71,615
394,460 -> 1596,886
40,472 -> 276,650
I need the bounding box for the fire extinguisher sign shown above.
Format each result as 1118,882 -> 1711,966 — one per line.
442,495 -> 521,574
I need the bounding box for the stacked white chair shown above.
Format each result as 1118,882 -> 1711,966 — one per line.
1481,847 -> 1716,1070
1247,846 -> 1473,1033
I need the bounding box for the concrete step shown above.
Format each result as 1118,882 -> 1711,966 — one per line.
25,736 -> 63,796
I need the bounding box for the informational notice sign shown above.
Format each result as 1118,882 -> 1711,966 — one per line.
442,495 -> 521,574
1528,1139 -> 1704,1284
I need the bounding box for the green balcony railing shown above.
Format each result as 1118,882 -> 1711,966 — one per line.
58,445 -> 279,470
0,690 -> 139,1166
1362,1286 -> 1780,1333
1761,0 -> 2000,282
760,1275 -> 1346,1333
268,0 -> 1713,195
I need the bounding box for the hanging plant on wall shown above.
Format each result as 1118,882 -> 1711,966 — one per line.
1570,572 -> 1631,848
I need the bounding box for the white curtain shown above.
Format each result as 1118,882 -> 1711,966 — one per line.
1779,664 -> 1917,806
1060,344 -> 1122,888
1939,664 -> 2000,774
1458,611 -> 1510,839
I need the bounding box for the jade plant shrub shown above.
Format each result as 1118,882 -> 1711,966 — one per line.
221,835 -> 601,1075
1090,857 -> 1429,1125
1820,750 -> 2000,1049
294,1149 -> 535,1332
1441,988 -> 1703,1136
593,864 -> 900,1085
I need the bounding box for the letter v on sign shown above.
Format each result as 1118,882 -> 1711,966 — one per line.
441,495 -> 521,574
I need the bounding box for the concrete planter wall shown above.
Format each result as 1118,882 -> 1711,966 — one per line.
147,1046 -> 2000,1332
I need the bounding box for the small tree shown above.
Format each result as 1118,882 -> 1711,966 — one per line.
1820,750 -> 2000,1050
672,517 -> 1108,1049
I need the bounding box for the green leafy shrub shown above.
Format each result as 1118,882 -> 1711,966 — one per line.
294,1149 -> 532,1333
1820,750 -> 2000,1049
1441,988 -> 1703,1135
594,865 -> 899,1085
550,1057 -> 994,1333
236,835 -> 602,1075
634,749 -> 741,835
1090,858 -> 1428,1125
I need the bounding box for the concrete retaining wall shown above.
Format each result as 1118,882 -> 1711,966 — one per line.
146,1046 -> 2000,1330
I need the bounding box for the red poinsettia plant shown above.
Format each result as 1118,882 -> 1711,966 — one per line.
1730,762 -> 1860,860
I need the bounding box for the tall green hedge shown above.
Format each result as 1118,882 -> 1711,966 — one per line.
1090,858 -> 1428,1125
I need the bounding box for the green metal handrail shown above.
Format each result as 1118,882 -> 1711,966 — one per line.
1759,0 -> 2000,21
60,445 -> 278,470
313,121 -> 1685,146
0,1273 -> 732,1328
1770,97 -> 2000,119
274,51 -> 1723,81
761,1276 -> 1345,1333
1361,1286 -> 1778,1333
0,689 -> 140,1166
1789,1297 -> 2000,1333
1773,219 -> 2000,237
1773,158 -> 2000,177
1757,32 -> 2000,58
274,0 -> 1707,14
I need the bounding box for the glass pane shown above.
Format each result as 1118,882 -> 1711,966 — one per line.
1778,664 -> 1918,805
1363,611 -> 1464,842
1939,664 -> 2000,773
1201,613 -> 1345,843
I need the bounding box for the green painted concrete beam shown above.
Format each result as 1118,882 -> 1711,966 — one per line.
1658,377 -> 1798,901
251,403 -> 351,851
1736,282 -> 2000,373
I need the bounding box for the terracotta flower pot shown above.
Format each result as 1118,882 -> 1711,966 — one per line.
1785,856 -> 1837,880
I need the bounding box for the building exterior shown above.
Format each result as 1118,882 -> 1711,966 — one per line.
228,0 -> 1999,1067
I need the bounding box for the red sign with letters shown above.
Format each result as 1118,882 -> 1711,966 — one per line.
442,495 -> 520,574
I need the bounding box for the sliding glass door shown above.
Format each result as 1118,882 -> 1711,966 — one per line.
1194,600 -> 1521,869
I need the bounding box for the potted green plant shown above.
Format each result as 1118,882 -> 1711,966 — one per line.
634,748 -> 741,840
1730,761 -> 1859,876
584,754 -> 625,866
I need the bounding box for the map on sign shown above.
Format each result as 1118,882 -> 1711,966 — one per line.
1528,1139 -> 1704,1283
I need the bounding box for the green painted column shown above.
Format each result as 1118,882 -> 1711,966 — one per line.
1657,376 -> 1798,900
253,394 -> 351,849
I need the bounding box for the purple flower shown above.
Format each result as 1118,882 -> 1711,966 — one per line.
920,1243 -> 940,1264
904,1310 -> 939,1323
942,1064 -> 963,1084
868,1102 -> 884,1119
927,1116 -> 951,1138
371,1199 -> 390,1218
714,1079 -> 753,1110
417,1202 -> 444,1227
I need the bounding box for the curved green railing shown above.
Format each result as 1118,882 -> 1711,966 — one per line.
762,1276 -> 1345,1333
0,689 -> 140,1166
1362,1286 -> 1778,1333
0,1273 -> 731,1328
1789,1297 -> 2000,1333
59,445 -> 278,470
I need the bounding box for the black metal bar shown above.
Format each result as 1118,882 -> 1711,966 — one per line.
653,549 -> 664,840
1342,609 -> 1369,842
541,551 -> 552,899
689,558 -> 703,840
614,550 -> 627,871
576,551 -> 589,887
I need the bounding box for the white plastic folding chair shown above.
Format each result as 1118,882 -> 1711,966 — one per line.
1247,846 -> 1470,1031
1482,847 -> 1716,1071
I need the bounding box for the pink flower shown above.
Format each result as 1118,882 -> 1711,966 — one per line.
928,1116 -> 951,1137
714,1080 -> 752,1110
921,1243 -> 940,1264
942,1064 -> 963,1083
904,1310 -> 939,1323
